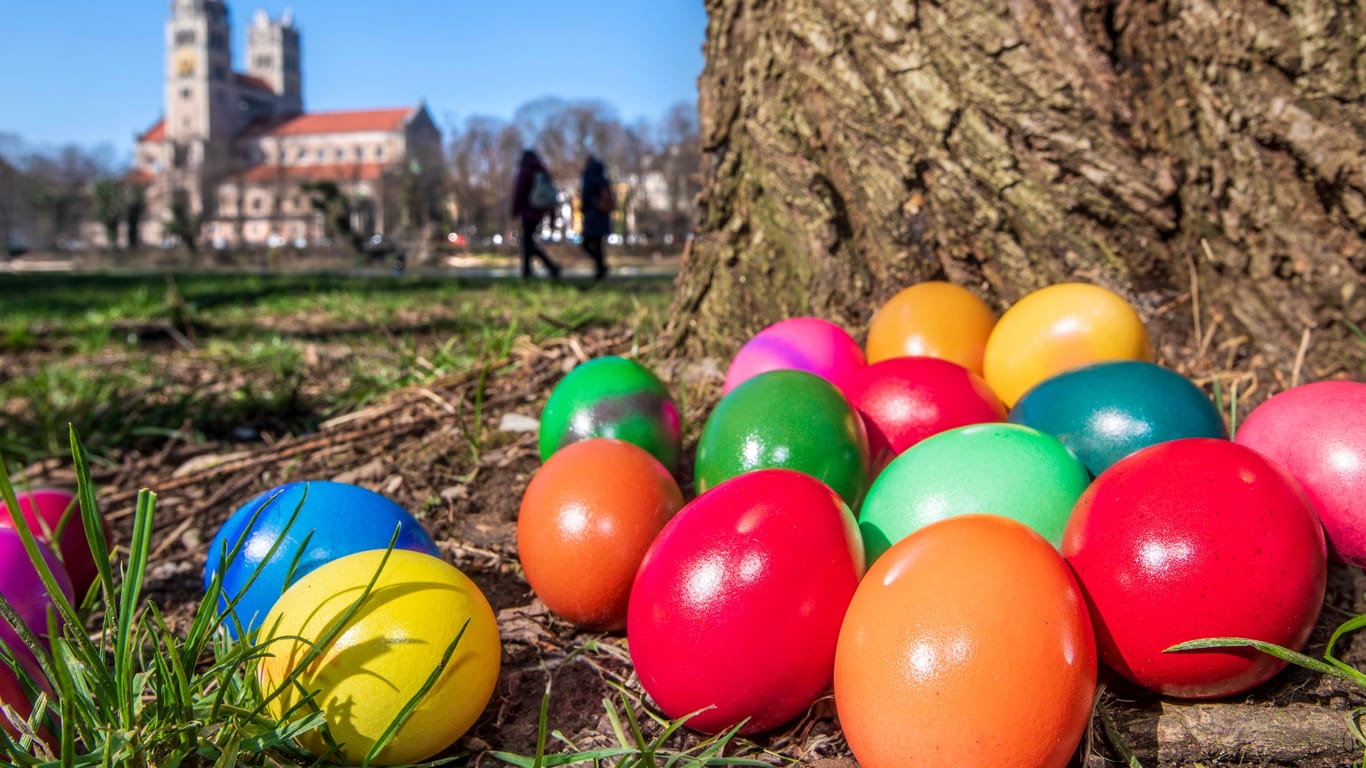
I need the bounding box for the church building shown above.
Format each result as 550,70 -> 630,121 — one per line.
129,0 -> 443,248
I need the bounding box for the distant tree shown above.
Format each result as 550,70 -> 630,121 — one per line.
166,189 -> 203,254
301,181 -> 362,254
445,99 -> 701,244
92,178 -> 124,249
658,102 -> 701,242
23,143 -> 114,248
447,115 -> 523,240
125,182 -> 145,251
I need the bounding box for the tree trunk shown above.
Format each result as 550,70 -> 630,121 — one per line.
669,0 -> 1365,386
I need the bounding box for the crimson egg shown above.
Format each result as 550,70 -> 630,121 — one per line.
1063,438 -> 1326,698
627,469 -> 863,734
843,356 -> 1006,473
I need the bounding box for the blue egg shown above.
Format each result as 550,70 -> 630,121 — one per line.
204,481 -> 439,639
1009,361 -> 1227,476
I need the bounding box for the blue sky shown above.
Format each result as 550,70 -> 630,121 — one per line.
0,1 -> 708,161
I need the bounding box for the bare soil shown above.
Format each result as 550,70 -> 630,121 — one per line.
13,302 -> 1366,767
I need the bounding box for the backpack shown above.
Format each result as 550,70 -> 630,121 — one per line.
594,183 -> 614,214
530,171 -> 557,210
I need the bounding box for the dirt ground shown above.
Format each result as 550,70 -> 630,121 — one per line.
13,306 -> 1366,767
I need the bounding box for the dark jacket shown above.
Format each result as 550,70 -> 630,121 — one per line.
579,156 -> 614,238
511,150 -> 549,223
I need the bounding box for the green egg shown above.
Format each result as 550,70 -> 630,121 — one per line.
858,423 -> 1089,566
538,356 -> 682,472
695,370 -> 870,509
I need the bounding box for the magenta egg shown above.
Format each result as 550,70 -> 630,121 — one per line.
0,488 -> 107,597
722,317 -> 865,395
843,357 -> 1006,473
1063,439 -> 1326,698
1234,381 -> 1366,566
627,469 -> 864,734
0,527 -> 74,652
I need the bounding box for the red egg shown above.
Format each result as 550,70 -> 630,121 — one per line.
1063,438 -> 1326,698
627,469 -> 864,734
0,488 -> 107,597
1234,381 -> 1366,566
0,646 -> 48,742
843,357 -> 1006,473
518,438 -> 683,630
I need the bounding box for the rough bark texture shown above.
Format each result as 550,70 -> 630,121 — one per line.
670,0 -> 1365,382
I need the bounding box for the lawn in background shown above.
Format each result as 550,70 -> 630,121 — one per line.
1,271 -> 673,469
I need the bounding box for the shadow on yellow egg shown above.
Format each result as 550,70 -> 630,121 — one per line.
256,549 -> 500,766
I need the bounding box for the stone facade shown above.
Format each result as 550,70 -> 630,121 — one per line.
128,0 -> 442,249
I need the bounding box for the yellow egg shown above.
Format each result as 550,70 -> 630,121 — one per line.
257,549 -> 500,766
983,282 -> 1151,407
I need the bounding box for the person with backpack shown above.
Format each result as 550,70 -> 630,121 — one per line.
511,149 -> 561,279
579,156 -> 614,281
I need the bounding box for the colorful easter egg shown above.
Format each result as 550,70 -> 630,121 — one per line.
1063,438 -> 1326,698
518,438 -> 683,630
0,527 -> 73,651
538,356 -> 682,472
858,423 -> 1089,565
843,357 -> 1006,473
1235,381 -> 1366,566
835,514 -> 1095,768
722,317 -> 865,395
0,488 -> 107,597
204,481 -> 440,639
983,283 -> 1151,407
258,549 -> 500,765
1010,361 -> 1227,476
695,370 -> 870,509
865,281 -> 997,374
627,469 -> 864,734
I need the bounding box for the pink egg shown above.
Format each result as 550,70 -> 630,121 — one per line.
627,469 -> 864,734
843,357 -> 1007,473
0,488 -> 107,597
723,317 -> 865,395
1235,381 -> 1366,566
0,527 -> 74,654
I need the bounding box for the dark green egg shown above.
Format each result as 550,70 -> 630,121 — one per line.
695,369 -> 870,509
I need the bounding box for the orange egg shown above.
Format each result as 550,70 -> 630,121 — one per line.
983,282 -> 1151,406
865,282 -> 996,374
518,438 -> 683,630
834,514 -> 1096,768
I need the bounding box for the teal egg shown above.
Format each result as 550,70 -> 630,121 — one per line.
1009,361 -> 1227,476
858,423 -> 1088,565
539,356 -> 682,472
695,370 -> 870,509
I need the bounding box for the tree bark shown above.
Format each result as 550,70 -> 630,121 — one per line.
669,0 -> 1365,383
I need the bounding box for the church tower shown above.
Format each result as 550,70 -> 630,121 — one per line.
247,8 -> 303,116
164,0 -> 233,214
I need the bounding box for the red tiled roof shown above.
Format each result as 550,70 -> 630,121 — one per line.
234,162 -> 389,184
125,168 -> 157,185
138,120 -> 166,143
245,108 -> 413,138
235,72 -> 275,92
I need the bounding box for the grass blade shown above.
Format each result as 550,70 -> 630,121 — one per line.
1166,636 -> 1366,686
362,616 -> 471,766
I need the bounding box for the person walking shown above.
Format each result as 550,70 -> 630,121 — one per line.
511,149 -> 561,279
579,156 -> 613,281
